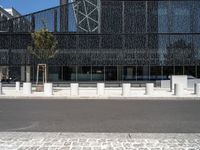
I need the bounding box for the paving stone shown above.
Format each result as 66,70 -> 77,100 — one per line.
0,133 -> 199,150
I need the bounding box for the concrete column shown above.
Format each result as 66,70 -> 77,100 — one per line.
70,83 -> 79,96
26,66 -> 31,82
174,84 -> 184,97
0,83 -> 2,95
145,83 -> 154,95
44,83 -> 53,96
194,83 -> 200,96
16,82 -> 20,91
122,83 -> 130,97
21,66 -> 25,82
23,82 -> 32,95
97,83 -> 104,96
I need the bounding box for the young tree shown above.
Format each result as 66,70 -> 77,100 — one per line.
28,24 -> 58,84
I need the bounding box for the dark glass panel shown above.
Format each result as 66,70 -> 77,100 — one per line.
170,1 -> 193,33
150,66 -> 162,80
123,66 -> 136,80
77,66 -> 91,81
101,1 -> 122,33
124,1 -> 146,33
198,66 -> 200,78
92,66 -> 104,81
137,66 -> 149,81
105,66 -> 117,81
175,66 -> 183,75
184,66 -> 196,78
63,66 -> 76,81
48,66 -> 62,82
163,66 -> 174,80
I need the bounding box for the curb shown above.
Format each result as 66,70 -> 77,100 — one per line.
0,96 -> 199,100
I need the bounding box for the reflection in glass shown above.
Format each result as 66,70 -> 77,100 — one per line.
92,66 -> 104,81
77,66 -> 91,81
123,66 -> 136,80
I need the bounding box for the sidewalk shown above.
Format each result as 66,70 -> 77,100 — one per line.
0,132 -> 200,150
0,87 -> 199,100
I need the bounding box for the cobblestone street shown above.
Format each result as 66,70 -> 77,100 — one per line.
0,132 -> 199,150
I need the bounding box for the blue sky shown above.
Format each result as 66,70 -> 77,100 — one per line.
0,0 -> 60,15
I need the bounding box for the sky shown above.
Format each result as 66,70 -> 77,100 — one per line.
0,0 -> 60,15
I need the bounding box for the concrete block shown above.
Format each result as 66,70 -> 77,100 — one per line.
97,83 -> 104,96
170,75 -> 187,91
122,83 -> 130,97
70,83 -> 79,96
194,83 -> 200,96
174,84 -> 184,96
16,82 -> 20,91
145,83 -> 154,95
44,83 -> 53,96
23,82 -> 32,95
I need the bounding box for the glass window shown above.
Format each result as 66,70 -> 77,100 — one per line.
150,66 -> 162,80
123,66 -> 136,80
48,66 -> 62,82
198,66 -> 200,78
163,66 -> 174,80
92,66 -> 104,81
77,66 -> 91,81
124,1 -> 146,33
137,66 -> 149,81
184,66 -> 196,78
105,66 -> 117,81
63,66 -> 76,81
170,1 -> 193,33
175,66 -> 183,75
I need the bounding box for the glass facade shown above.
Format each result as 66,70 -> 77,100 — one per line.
0,0 -> 200,82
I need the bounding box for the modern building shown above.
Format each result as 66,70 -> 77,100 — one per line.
0,0 -> 199,82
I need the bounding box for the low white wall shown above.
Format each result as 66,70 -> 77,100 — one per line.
105,88 -> 122,97
79,88 -> 97,96
170,75 -> 187,91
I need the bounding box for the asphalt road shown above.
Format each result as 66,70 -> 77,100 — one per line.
0,99 -> 200,133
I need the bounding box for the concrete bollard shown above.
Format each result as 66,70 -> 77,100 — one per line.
44,83 -> 53,96
145,83 -> 154,95
122,83 -> 131,97
16,82 -> 20,91
23,82 -> 32,95
70,83 -> 79,96
174,83 -> 184,96
194,83 -> 200,96
97,83 -> 104,96
0,82 -> 2,95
